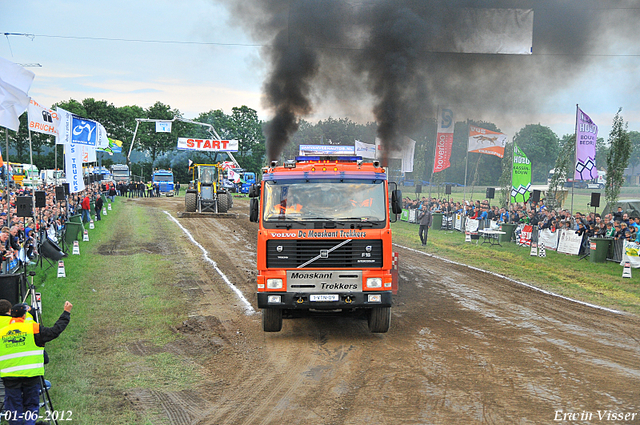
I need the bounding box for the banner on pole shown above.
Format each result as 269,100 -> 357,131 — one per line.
511,143 -> 531,203
433,107 -> 454,173
28,99 -> 59,136
574,106 -> 598,180
355,140 -> 376,159
177,138 -> 239,152
468,126 -> 507,158
64,143 -> 85,193
299,144 -> 354,156
156,121 -> 172,133
621,241 -> 640,268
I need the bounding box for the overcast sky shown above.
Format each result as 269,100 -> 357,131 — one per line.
2,0 -> 639,141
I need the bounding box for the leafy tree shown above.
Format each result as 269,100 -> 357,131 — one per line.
628,131 -> 640,171
513,124 -> 560,183
498,142 -> 513,207
549,134 -> 575,192
605,108 -> 631,206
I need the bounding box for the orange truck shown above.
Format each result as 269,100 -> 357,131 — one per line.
249,155 -> 402,333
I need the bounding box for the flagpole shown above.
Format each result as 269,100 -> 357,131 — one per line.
571,104 -> 578,215
429,106 -> 439,199
463,120 -> 470,202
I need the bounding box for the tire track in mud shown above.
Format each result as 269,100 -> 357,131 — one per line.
133,197 -> 640,424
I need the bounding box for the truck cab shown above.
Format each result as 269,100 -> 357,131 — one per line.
152,169 -> 175,196
249,156 -> 402,333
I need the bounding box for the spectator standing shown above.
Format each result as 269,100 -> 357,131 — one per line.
94,194 -> 103,221
81,194 -> 91,223
418,205 -> 433,246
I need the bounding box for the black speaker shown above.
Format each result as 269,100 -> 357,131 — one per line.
55,186 -> 65,202
532,190 -> 541,203
486,188 -> 495,199
35,191 -> 46,208
415,184 -> 422,194
445,184 -> 452,195
590,192 -> 600,208
40,238 -> 67,261
63,183 -> 70,195
0,274 -> 24,306
16,196 -> 33,218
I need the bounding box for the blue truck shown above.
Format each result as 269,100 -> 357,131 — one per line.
240,172 -> 256,194
152,169 -> 175,196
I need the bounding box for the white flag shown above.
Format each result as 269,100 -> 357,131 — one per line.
355,140 -> 376,159
402,137 -> 416,173
64,143 -> 85,193
56,107 -> 72,144
81,145 -> 97,163
0,57 -> 35,131
228,169 -> 241,183
28,99 -> 59,136
96,122 -> 110,149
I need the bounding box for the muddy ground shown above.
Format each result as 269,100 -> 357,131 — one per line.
126,196 -> 640,425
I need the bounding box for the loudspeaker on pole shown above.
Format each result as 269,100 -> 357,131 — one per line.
415,184 -> 422,194
35,191 -> 46,208
486,188 -> 495,199
55,186 -> 65,202
445,184 -> 452,195
590,192 -> 601,208
16,197 -> 33,218
532,190 -> 541,203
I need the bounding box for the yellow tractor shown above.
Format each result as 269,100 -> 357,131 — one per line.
184,164 -> 233,214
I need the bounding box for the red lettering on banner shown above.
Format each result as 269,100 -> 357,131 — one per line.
212,140 -> 220,149
222,140 -> 229,149
187,139 -> 195,148
203,140 -> 212,149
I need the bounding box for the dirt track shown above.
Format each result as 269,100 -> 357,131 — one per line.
129,196 -> 640,425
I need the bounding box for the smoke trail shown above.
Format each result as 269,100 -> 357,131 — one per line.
216,0 -> 640,160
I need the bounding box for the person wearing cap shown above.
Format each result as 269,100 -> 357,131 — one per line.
0,301 -> 72,423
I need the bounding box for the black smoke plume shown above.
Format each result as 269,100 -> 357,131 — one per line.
216,0 -> 639,161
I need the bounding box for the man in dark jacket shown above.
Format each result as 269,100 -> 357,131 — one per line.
418,205 -> 433,246
0,301 -> 72,423
94,194 -> 104,221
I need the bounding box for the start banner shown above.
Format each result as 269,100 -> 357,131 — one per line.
177,138 -> 238,152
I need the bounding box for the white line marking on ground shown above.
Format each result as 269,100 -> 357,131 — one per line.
164,211 -> 255,315
393,243 -> 625,316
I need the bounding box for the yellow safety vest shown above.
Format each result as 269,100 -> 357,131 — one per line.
0,321 -> 44,378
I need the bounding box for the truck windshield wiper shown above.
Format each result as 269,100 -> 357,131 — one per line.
275,219 -> 308,229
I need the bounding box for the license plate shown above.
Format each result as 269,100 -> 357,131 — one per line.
310,294 -> 339,302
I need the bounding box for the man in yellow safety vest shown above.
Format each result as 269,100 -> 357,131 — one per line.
0,301 -> 72,423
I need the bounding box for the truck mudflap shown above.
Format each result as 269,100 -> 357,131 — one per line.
391,251 -> 399,295
257,291 -> 392,309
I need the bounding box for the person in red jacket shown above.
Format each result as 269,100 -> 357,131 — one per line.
81,193 -> 91,223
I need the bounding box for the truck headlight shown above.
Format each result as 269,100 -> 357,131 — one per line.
368,294 -> 382,303
366,277 -> 382,288
266,278 -> 283,289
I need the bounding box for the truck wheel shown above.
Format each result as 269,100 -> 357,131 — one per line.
262,308 -> 282,332
185,192 -> 197,212
227,192 -> 233,209
368,307 -> 391,333
217,193 -> 229,213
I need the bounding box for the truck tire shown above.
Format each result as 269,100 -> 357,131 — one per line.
368,306 -> 391,333
227,192 -> 233,209
185,192 -> 197,212
262,308 -> 282,332
217,193 -> 229,213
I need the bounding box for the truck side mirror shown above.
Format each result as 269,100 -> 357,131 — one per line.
249,198 -> 260,222
249,184 -> 260,198
392,189 -> 403,214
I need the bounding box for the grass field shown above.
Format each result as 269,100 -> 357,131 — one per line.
32,199 -> 197,424
391,220 -> 640,314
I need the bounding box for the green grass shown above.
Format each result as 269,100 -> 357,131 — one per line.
392,220 -> 640,313
31,198 -> 201,424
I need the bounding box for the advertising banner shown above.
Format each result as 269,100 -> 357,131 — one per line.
64,143 -> 85,193
538,228 -> 559,251
28,99 -> 59,136
433,107 -> 454,173
0,57 -> 34,132
298,144 -> 354,156
518,224 -> 533,246
468,126 -> 507,158
177,138 -> 239,152
621,241 -> 640,268
156,121 -> 172,133
355,140 -> 376,159
511,143 -> 531,203
557,229 -> 582,255
574,106 -> 598,180
71,116 -> 97,146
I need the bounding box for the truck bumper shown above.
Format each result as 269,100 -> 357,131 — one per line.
257,291 -> 393,310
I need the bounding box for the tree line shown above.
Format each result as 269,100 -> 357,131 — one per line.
3,98 -> 638,190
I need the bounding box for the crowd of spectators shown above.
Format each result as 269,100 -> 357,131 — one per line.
0,180 -> 111,273
403,196 -> 640,243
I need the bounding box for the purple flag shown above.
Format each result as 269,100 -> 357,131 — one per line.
574,106 -> 598,180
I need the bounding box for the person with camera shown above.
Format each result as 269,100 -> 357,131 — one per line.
0,301 -> 72,424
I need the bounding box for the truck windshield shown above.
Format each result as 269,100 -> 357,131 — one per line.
153,175 -> 173,182
112,170 -> 128,176
263,181 -> 386,222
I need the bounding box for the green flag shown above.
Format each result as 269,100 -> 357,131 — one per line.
511,144 -> 531,203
